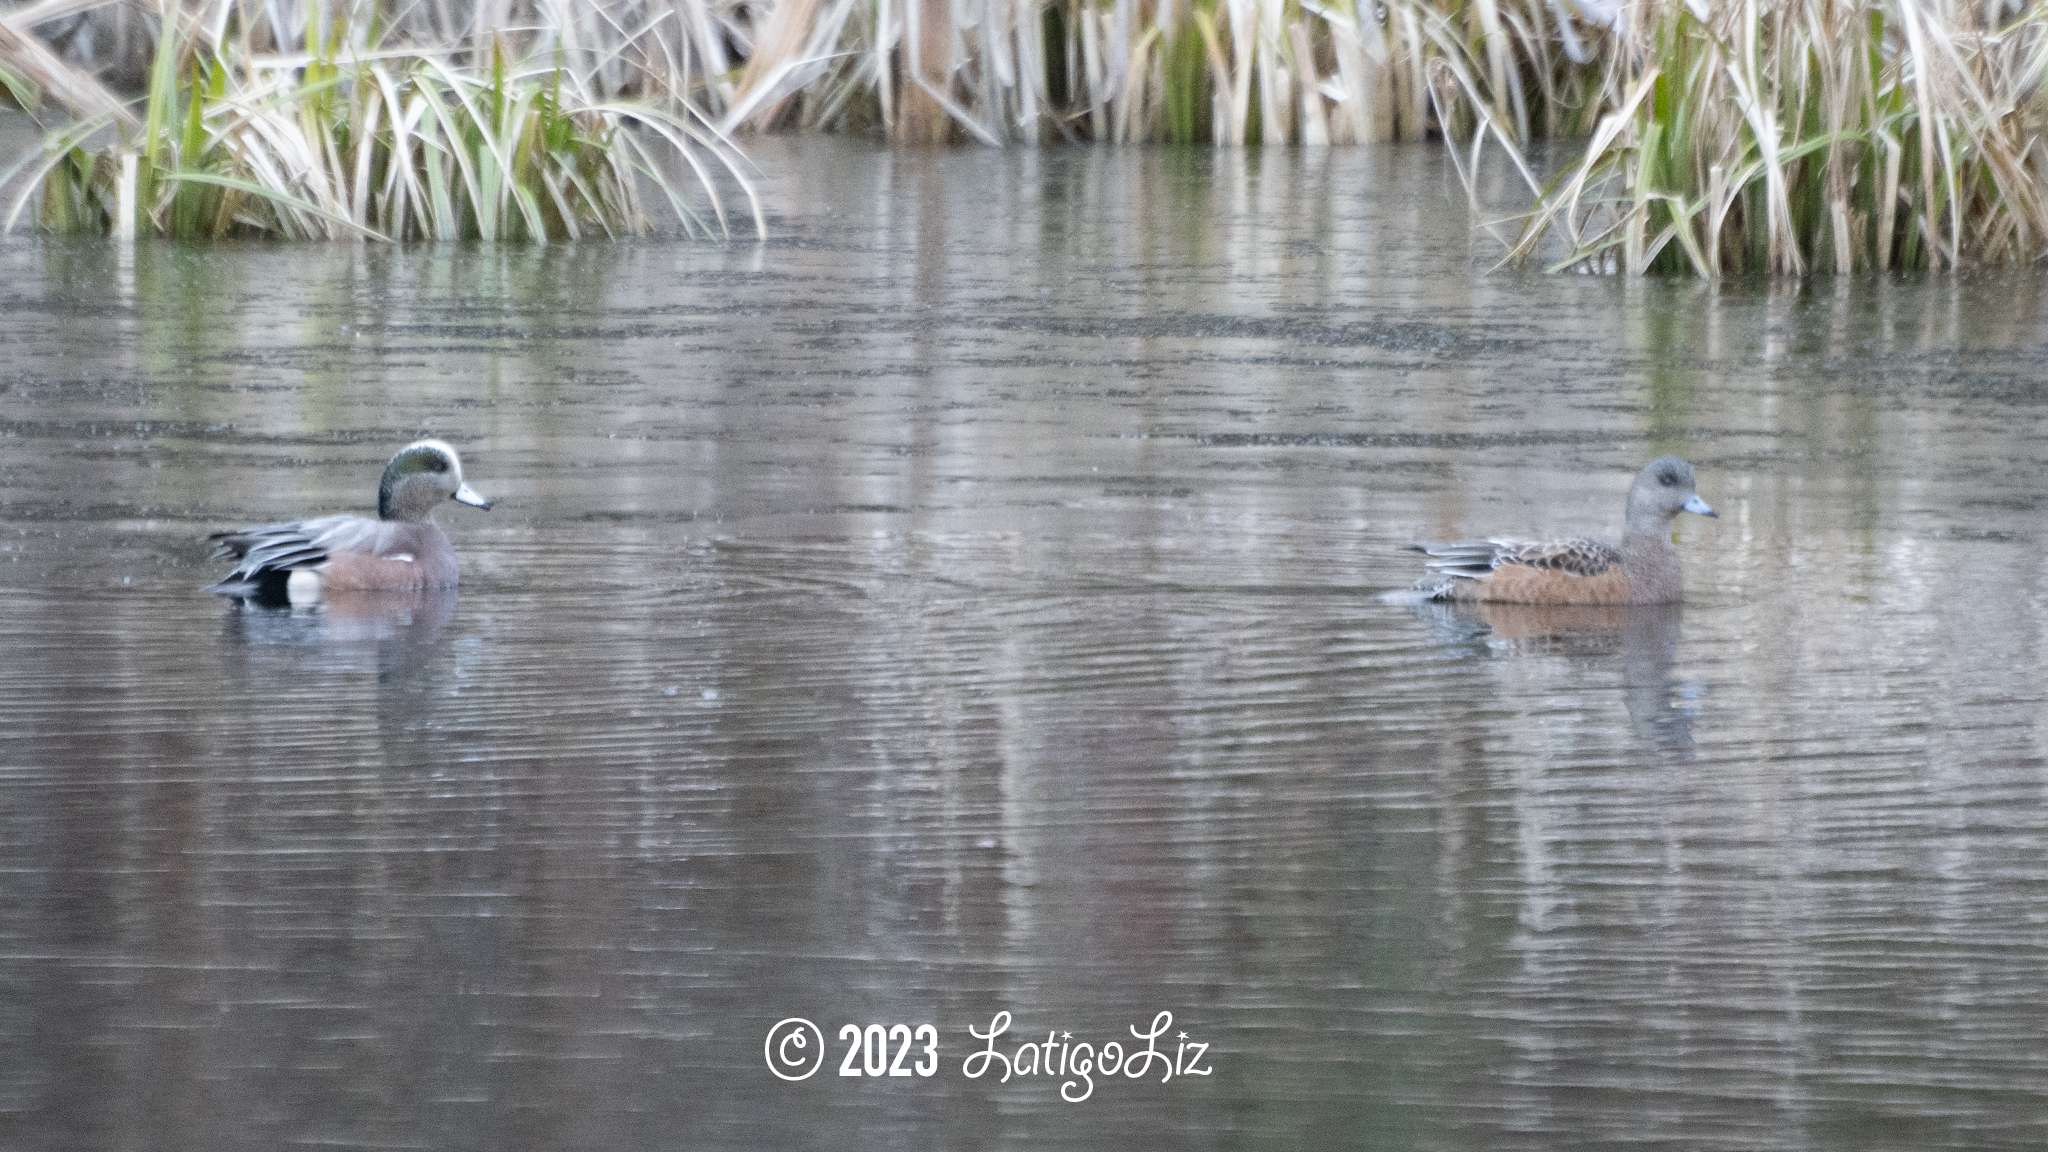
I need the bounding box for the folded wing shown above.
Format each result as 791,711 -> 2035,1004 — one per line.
208,514 -> 398,587
1408,536 -> 1622,598
1482,537 -> 1623,577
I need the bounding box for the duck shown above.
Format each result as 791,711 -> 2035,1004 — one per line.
1408,455 -> 1715,605
208,439 -> 490,599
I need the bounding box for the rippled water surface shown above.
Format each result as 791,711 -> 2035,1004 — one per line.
7,124 -> 2048,1150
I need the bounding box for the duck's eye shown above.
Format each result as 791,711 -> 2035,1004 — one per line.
432,458 -> 449,472
1659,471 -> 1678,486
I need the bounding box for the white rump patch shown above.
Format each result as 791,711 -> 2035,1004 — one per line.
390,553 -> 415,563
286,570 -> 322,604
1375,587 -> 1439,605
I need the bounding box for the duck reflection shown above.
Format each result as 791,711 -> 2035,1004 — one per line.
218,588 -> 461,699
1415,601 -> 1696,754
220,588 -> 460,648
216,589 -> 467,780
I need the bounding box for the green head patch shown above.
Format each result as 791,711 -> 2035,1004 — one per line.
378,442 -> 455,520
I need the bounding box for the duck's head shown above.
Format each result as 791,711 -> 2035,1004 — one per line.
378,439 -> 491,522
1626,455 -> 1714,534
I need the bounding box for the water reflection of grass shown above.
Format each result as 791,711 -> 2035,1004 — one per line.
2,1 -> 758,241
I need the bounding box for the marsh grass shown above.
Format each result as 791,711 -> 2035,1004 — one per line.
17,0 -> 2048,274
4,0 -> 760,240
1456,1 -> 2048,275
13,0 -> 1626,147
1,59 -> 32,111
729,0 -> 1626,146
725,0 -> 2048,276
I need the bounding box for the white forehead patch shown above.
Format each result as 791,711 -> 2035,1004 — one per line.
400,438 -> 464,474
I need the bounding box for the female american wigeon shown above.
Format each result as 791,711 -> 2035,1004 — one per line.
208,439 -> 490,599
1408,455 -> 1715,605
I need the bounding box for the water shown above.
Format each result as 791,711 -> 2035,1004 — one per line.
6,125 -> 2048,1150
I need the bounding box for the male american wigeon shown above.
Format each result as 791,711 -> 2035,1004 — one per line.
1408,455 -> 1715,605
208,439 -> 490,600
